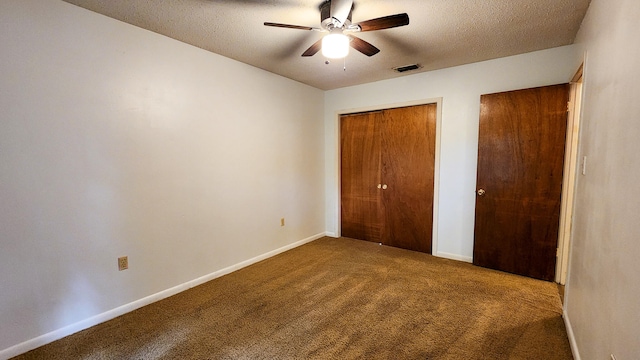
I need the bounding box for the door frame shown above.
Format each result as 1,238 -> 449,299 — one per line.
555,65 -> 585,284
333,97 -> 443,255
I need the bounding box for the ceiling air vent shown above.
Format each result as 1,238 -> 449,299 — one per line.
393,64 -> 421,73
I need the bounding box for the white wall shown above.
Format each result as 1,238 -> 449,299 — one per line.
0,0 -> 325,356
324,46 -> 579,261
564,0 -> 640,359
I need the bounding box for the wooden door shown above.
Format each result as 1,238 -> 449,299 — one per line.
340,104 -> 436,254
381,105 -> 436,253
341,111 -> 384,242
473,84 -> 569,281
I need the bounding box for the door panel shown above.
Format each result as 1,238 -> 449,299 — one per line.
381,105 -> 437,253
340,111 -> 383,243
473,84 -> 569,281
340,104 -> 436,254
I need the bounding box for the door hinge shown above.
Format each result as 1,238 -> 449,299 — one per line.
556,248 -> 560,257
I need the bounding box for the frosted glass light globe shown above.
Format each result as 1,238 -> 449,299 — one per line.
322,33 -> 349,59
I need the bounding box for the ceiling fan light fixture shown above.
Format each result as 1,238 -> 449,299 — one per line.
322,33 -> 349,59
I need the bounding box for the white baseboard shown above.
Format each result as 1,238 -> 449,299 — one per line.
0,232 -> 325,360
436,251 -> 473,263
563,309 -> 581,360
186,232 -> 326,289
325,232 -> 338,238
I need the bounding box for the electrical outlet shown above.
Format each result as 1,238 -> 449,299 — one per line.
280,218 -> 285,227
118,256 -> 128,271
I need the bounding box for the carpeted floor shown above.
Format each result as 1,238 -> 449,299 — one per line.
13,237 -> 573,359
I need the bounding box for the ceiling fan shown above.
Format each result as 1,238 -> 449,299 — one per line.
264,0 -> 409,59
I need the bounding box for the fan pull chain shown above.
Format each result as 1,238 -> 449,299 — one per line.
343,57 -> 347,72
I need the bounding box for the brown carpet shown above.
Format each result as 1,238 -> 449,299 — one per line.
14,237 -> 573,359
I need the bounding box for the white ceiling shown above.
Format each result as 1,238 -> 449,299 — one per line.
61,0 -> 591,90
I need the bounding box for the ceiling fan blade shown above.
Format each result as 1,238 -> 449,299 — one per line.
264,22 -> 315,31
301,39 -> 323,57
355,13 -> 410,32
348,35 -> 380,57
330,0 -> 353,26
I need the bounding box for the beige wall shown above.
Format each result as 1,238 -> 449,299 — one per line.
564,0 -> 640,359
0,0 -> 325,356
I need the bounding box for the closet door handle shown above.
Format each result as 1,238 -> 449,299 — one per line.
382,184 -> 388,190
377,184 -> 382,189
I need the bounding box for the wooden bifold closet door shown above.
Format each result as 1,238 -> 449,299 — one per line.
340,104 -> 436,254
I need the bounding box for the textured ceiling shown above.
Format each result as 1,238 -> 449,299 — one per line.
61,0 -> 591,90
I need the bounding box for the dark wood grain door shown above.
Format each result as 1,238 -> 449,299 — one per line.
340,104 -> 436,254
341,111 -> 384,242
381,104 -> 437,253
473,84 -> 569,281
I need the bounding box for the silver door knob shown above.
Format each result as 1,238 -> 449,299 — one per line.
377,184 -> 382,189
382,184 -> 388,190
477,189 -> 485,196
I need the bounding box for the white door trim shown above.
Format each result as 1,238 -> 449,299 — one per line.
556,65 -> 584,284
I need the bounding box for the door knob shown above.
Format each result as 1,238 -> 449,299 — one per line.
477,189 -> 486,196
382,184 -> 388,190
377,184 -> 382,189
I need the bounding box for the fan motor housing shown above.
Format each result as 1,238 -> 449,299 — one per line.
320,0 -> 353,30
